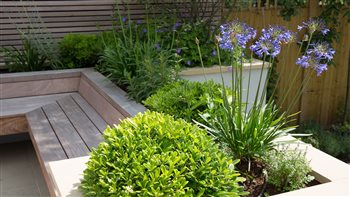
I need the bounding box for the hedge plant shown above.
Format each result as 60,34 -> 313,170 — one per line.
143,80 -> 225,123
59,33 -> 101,68
80,111 -> 246,196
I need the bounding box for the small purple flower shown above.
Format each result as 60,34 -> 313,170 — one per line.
218,20 -> 256,51
122,16 -> 127,23
172,22 -> 181,31
296,41 -> 335,76
142,28 -> 147,33
212,50 -> 217,56
176,48 -> 181,54
186,60 -> 191,66
298,18 -> 329,35
155,43 -> 161,51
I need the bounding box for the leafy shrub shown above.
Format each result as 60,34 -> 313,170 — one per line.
143,80 -> 225,123
59,33 -> 101,68
263,147 -> 314,192
80,111 -> 246,196
1,35 -> 48,72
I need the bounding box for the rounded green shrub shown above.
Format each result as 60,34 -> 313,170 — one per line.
59,33 -> 101,68
80,111 -> 246,196
143,80 -> 225,123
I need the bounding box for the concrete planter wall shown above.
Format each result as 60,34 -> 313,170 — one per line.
179,59 -> 269,111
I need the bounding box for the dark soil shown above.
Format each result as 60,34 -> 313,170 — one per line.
237,160 -> 321,197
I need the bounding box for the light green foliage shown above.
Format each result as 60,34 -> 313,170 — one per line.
263,147 -> 314,192
1,35 -> 48,72
59,33 -> 101,68
80,111 -> 246,196
143,80 -> 225,123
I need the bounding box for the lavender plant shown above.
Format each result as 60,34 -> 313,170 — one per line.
195,18 -> 335,170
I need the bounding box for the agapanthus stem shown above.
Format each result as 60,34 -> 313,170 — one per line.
253,54 -> 267,110
245,53 -> 253,115
280,33 -> 313,109
286,69 -> 313,115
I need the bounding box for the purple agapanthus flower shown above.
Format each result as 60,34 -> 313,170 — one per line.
218,20 -> 256,51
308,42 -> 335,61
297,18 -> 329,35
250,35 -> 281,58
142,28 -> 147,33
250,25 -> 294,58
186,60 -> 191,66
212,50 -> 217,56
296,41 -> 335,76
262,25 -> 295,44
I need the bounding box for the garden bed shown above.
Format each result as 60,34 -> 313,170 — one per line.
47,136 -> 349,197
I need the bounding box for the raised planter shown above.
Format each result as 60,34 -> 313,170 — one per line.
47,136 -> 350,197
179,59 -> 269,110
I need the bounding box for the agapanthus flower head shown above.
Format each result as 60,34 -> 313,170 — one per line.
296,41 -> 335,76
212,50 -> 217,56
308,42 -> 335,61
250,35 -> 281,58
263,25 -> 295,44
297,18 -> 329,35
186,60 -> 192,66
250,25 -> 294,58
219,20 -> 256,51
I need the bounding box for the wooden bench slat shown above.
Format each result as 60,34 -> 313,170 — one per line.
71,93 -> 107,133
42,102 -> 90,158
26,108 -> 67,162
57,96 -> 104,149
0,93 -> 72,117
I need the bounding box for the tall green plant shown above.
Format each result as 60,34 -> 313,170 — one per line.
1,34 -> 47,72
195,19 -> 335,170
97,4 -> 178,102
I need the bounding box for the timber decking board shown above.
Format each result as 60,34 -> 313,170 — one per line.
0,93 -> 72,117
0,116 -> 28,136
42,102 -> 90,158
71,93 -> 107,133
26,108 -> 68,162
57,96 -> 104,149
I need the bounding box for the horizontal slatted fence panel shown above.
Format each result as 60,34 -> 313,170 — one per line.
0,0 -> 222,68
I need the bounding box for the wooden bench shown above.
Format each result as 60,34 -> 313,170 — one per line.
26,94 -> 106,163
0,68 -> 146,196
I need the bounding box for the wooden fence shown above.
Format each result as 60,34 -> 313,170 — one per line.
0,0 -> 349,125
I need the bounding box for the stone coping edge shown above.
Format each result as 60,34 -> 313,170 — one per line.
47,136 -> 350,197
179,59 -> 270,76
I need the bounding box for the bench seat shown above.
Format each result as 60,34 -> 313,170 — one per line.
26,93 -> 107,162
